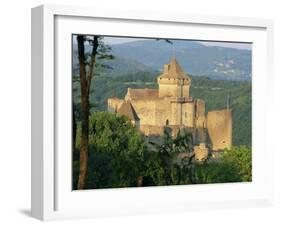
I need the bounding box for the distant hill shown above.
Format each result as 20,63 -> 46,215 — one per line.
72,49 -> 156,77
73,39 -> 252,81
110,40 -> 252,80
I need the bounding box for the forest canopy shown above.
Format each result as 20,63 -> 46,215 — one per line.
73,112 -> 252,189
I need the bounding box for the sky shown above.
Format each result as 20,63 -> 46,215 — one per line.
102,37 -> 252,50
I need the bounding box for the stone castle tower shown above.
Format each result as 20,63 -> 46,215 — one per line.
108,57 -> 232,153
158,57 -> 191,99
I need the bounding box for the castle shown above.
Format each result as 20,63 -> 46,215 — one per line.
108,57 -> 232,159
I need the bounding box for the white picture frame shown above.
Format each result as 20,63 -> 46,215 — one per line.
31,4 -> 274,221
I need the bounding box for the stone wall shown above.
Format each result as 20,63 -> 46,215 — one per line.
159,83 -> 180,98
140,125 -> 165,136
207,109 -> 232,151
158,78 -> 190,98
182,102 -> 195,127
129,97 -> 196,129
154,99 -> 172,126
195,99 -> 206,128
129,99 -> 157,125
107,98 -> 124,113
194,143 -> 209,161
170,102 -> 181,125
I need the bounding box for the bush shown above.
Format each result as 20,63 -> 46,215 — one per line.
221,146 -> 252,182
193,146 -> 252,184
73,112 -> 147,189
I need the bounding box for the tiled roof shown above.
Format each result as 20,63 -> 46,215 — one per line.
117,100 -> 140,121
159,57 -> 191,80
126,88 -> 158,99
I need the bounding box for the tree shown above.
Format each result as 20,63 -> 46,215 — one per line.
72,105 -> 77,153
146,129 -> 194,186
193,161 -> 241,184
74,112 -> 147,189
193,146 -> 251,184
221,146 -> 252,181
76,35 -> 113,189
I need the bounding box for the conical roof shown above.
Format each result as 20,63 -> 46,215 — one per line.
159,57 -> 191,80
117,100 -> 140,121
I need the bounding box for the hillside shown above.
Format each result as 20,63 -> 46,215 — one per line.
73,39 -> 252,81
110,40 -> 252,80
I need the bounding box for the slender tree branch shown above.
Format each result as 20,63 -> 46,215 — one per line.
87,36 -> 99,93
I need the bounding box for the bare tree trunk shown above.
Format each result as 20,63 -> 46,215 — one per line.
76,35 -> 99,189
72,108 -> 77,153
77,35 -> 89,189
137,176 -> 143,187
78,88 -> 89,189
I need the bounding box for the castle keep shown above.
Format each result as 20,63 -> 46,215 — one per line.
108,57 -> 232,155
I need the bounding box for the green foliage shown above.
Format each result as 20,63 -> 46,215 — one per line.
73,112 -> 147,189
144,130 -> 195,186
73,116 -> 252,188
193,146 -> 252,184
193,161 -> 241,184
221,146 -> 252,181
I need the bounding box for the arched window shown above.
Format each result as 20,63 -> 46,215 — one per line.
166,119 -> 169,126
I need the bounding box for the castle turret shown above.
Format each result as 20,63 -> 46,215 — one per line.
207,109 -> 232,151
157,57 -> 191,98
